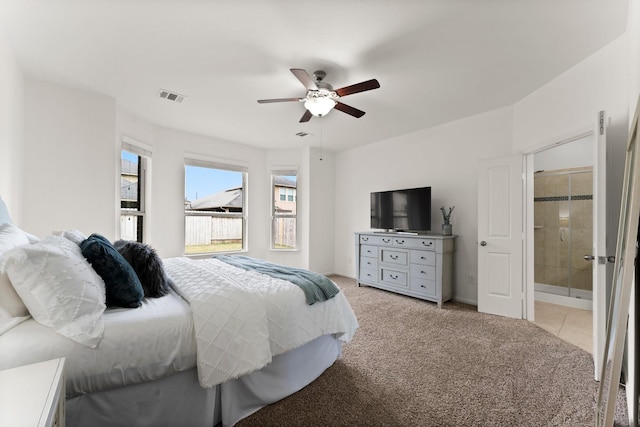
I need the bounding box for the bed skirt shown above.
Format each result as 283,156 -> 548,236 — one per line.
66,334 -> 341,427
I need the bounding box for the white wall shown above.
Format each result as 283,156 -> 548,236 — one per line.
130,126 -> 271,259
513,36 -> 629,154
22,78 -> 118,238
0,26 -> 24,222
533,135 -> 593,171
118,106 -> 332,266
14,77 -> 327,267
333,107 -> 514,305
307,147 -> 336,275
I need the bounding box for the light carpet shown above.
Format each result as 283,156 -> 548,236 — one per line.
237,275 -> 628,426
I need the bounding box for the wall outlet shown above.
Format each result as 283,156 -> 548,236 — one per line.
467,274 -> 475,286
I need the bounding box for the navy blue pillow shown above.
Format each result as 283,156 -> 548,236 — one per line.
80,233 -> 144,308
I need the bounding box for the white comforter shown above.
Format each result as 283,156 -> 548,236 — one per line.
0,291 -> 197,397
163,257 -> 358,387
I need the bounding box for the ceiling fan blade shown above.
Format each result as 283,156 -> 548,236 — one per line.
290,68 -> 318,91
335,79 -> 380,97
257,98 -> 301,104
299,110 -> 313,123
334,102 -> 366,118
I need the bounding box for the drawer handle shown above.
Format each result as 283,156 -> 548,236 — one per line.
362,237 -> 369,241
367,250 -> 373,254
390,274 -> 398,280
420,256 -> 426,260
422,241 -> 432,246
395,239 -> 405,244
420,285 -> 427,288
390,255 -> 398,260
382,238 -> 390,243
420,270 -> 426,274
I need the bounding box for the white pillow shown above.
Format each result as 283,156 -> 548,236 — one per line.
0,271 -> 28,318
0,223 -> 30,256
3,235 -> 106,347
0,223 -> 31,317
53,229 -> 87,245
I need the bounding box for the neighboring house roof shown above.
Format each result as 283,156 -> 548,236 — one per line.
189,188 -> 243,211
121,177 -> 137,200
121,158 -> 137,175
274,176 -> 296,188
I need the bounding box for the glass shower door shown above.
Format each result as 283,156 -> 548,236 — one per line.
533,168 -> 593,300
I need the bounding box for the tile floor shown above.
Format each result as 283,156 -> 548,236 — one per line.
533,300 -> 593,354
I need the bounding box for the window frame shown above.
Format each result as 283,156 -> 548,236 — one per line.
271,169 -> 298,251
184,157 -> 248,255
119,139 -> 151,243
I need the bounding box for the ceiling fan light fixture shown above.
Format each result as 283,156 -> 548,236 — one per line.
304,95 -> 336,117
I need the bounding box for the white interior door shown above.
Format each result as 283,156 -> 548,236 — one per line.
592,111 -> 607,380
478,155 -> 524,318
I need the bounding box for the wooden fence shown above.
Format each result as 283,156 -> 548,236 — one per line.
185,215 -> 243,245
121,213 -> 296,248
272,217 -> 296,248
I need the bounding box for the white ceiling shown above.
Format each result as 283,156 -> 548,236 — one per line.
0,1 -> 629,152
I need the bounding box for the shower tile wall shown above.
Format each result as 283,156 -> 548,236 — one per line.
534,169 -> 593,294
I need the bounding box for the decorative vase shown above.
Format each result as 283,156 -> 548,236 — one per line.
442,222 -> 452,236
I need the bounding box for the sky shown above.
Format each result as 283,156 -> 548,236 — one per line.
185,165 -> 242,202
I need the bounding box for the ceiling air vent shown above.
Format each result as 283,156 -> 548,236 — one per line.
158,89 -> 187,103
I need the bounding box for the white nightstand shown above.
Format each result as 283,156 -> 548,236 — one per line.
0,358 -> 66,427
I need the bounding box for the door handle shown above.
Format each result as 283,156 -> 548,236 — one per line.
607,256 -> 616,263
480,241 -> 487,246
584,254 -> 595,261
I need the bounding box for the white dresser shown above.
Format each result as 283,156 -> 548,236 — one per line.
0,358 -> 66,427
355,232 -> 456,307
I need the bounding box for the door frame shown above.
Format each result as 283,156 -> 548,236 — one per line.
524,128 -> 594,321
523,125 -> 604,379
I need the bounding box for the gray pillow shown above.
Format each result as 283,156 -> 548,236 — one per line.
113,240 -> 171,298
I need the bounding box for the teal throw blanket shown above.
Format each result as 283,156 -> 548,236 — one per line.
212,254 -> 340,305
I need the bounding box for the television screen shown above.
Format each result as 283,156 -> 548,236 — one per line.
371,187 -> 431,231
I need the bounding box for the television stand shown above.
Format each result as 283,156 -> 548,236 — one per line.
355,232 -> 456,308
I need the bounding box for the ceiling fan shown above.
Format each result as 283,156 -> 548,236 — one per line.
257,68 -> 380,123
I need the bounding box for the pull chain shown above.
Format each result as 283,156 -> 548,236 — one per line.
319,117 -> 324,161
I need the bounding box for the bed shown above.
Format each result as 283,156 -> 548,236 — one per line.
0,200 -> 358,426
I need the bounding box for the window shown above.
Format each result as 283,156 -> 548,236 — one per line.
120,142 -> 149,242
271,170 -> 297,250
184,159 -> 247,254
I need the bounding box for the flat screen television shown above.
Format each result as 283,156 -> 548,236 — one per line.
370,186 -> 431,232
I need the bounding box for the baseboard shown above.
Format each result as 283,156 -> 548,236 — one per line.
453,296 -> 478,306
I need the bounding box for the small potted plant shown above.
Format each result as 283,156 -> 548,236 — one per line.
440,206 -> 454,236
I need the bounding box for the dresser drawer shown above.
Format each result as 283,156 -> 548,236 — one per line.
412,279 -> 436,296
406,238 -> 436,250
380,249 -> 408,266
359,235 -> 393,246
359,267 -> 378,282
410,250 -> 436,266
380,268 -> 408,288
360,245 -> 378,258
410,264 -> 436,281
360,257 -> 378,269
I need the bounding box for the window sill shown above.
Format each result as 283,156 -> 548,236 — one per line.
184,250 -> 248,259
